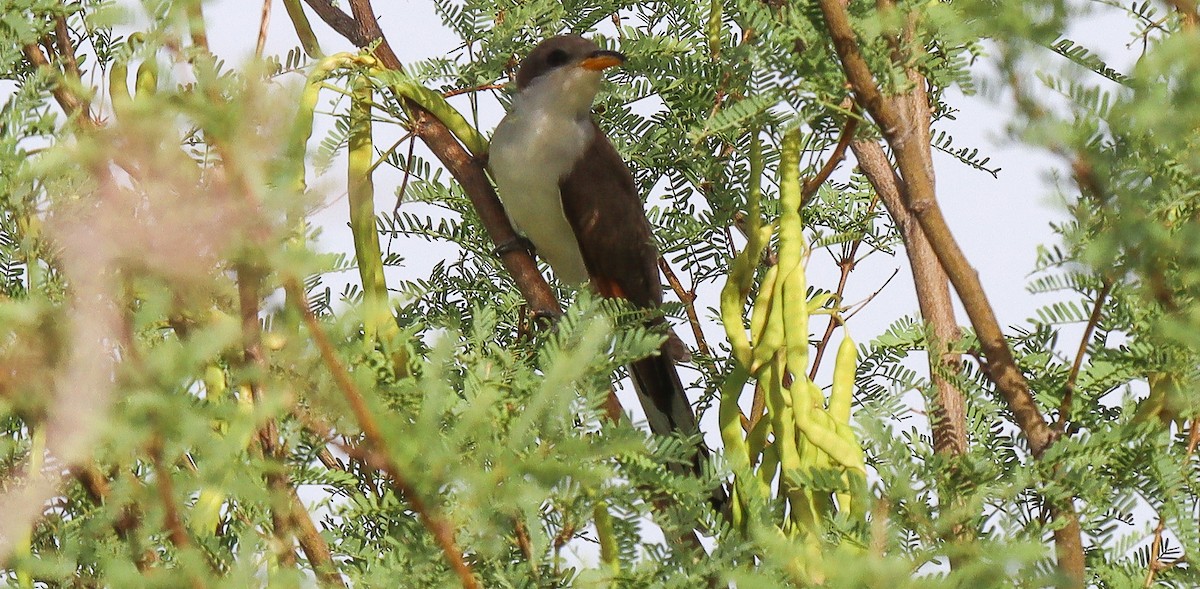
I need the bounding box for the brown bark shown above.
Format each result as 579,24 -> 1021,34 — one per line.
850,140 -> 967,456
816,0 -> 1084,582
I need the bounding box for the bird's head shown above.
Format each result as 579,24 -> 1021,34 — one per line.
512,35 -> 625,116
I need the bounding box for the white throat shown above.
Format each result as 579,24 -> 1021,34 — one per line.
488,67 -> 605,285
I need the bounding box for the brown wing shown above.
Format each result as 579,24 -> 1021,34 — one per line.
558,120 -> 662,308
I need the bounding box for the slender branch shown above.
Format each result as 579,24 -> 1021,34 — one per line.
443,83 -> 505,98
851,139 -> 967,456
300,0 -> 361,43
148,440 -> 209,589
513,518 -> 539,579
807,195 -> 880,381
148,440 -> 195,552
800,115 -> 859,207
186,1 -> 209,51
391,134 -> 417,217
285,278 -> 481,589
658,256 -> 712,357
256,0 -> 273,58
843,268 -> 900,320
1055,280 -> 1112,432
287,489 -> 347,588
21,43 -> 96,127
237,265 -> 298,570
53,13 -> 81,82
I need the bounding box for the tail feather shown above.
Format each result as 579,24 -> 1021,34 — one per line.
628,353 -> 728,510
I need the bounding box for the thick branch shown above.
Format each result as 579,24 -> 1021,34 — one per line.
851,140 -> 966,456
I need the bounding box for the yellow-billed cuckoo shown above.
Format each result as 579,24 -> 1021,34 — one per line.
489,35 -> 712,477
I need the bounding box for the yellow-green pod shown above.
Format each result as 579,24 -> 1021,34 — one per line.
706,0 -> 722,57
750,280 -> 787,372
349,74 -> 397,345
794,407 -> 865,471
756,441 -> 780,490
806,292 -> 834,314
593,501 -> 620,573
720,251 -> 757,367
746,130 -> 764,245
774,128 -> 804,273
779,254 -> 810,380
134,55 -> 157,99
109,60 -> 131,109
748,262 -> 779,344
384,73 -> 487,157
191,486 -> 225,536
282,0 -> 322,58
828,334 -> 857,424
746,402 -> 772,461
719,366 -> 752,469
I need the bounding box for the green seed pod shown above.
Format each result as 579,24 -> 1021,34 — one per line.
828,334 -> 857,424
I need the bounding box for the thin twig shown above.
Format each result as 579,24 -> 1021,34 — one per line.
658,256 -> 711,357
285,278 -> 481,589
800,116 -> 859,207
843,268 -> 899,321
442,83 -> 505,98
807,195 -> 880,381
1055,279 -> 1113,432
391,134 -> 417,217
256,0 -> 273,58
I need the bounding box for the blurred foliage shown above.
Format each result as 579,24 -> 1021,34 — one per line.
0,0 -> 1198,587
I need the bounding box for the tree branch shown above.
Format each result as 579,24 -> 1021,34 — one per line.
21,43 -> 96,127
1056,279 -> 1112,432
850,139 -> 967,456
285,278 -> 481,589
302,0 -> 561,318
658,256 -> 711,357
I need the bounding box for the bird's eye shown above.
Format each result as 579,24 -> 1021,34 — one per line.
546,49 -> 569,67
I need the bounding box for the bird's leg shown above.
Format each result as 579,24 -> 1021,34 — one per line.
530,308 -> 559,328
491,235 -> 536,258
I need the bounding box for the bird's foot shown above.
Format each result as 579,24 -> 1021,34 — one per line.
530,308 -> 560,325
492,236 -> 536,257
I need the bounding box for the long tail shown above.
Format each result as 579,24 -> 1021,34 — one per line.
628,353 -> 727,510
